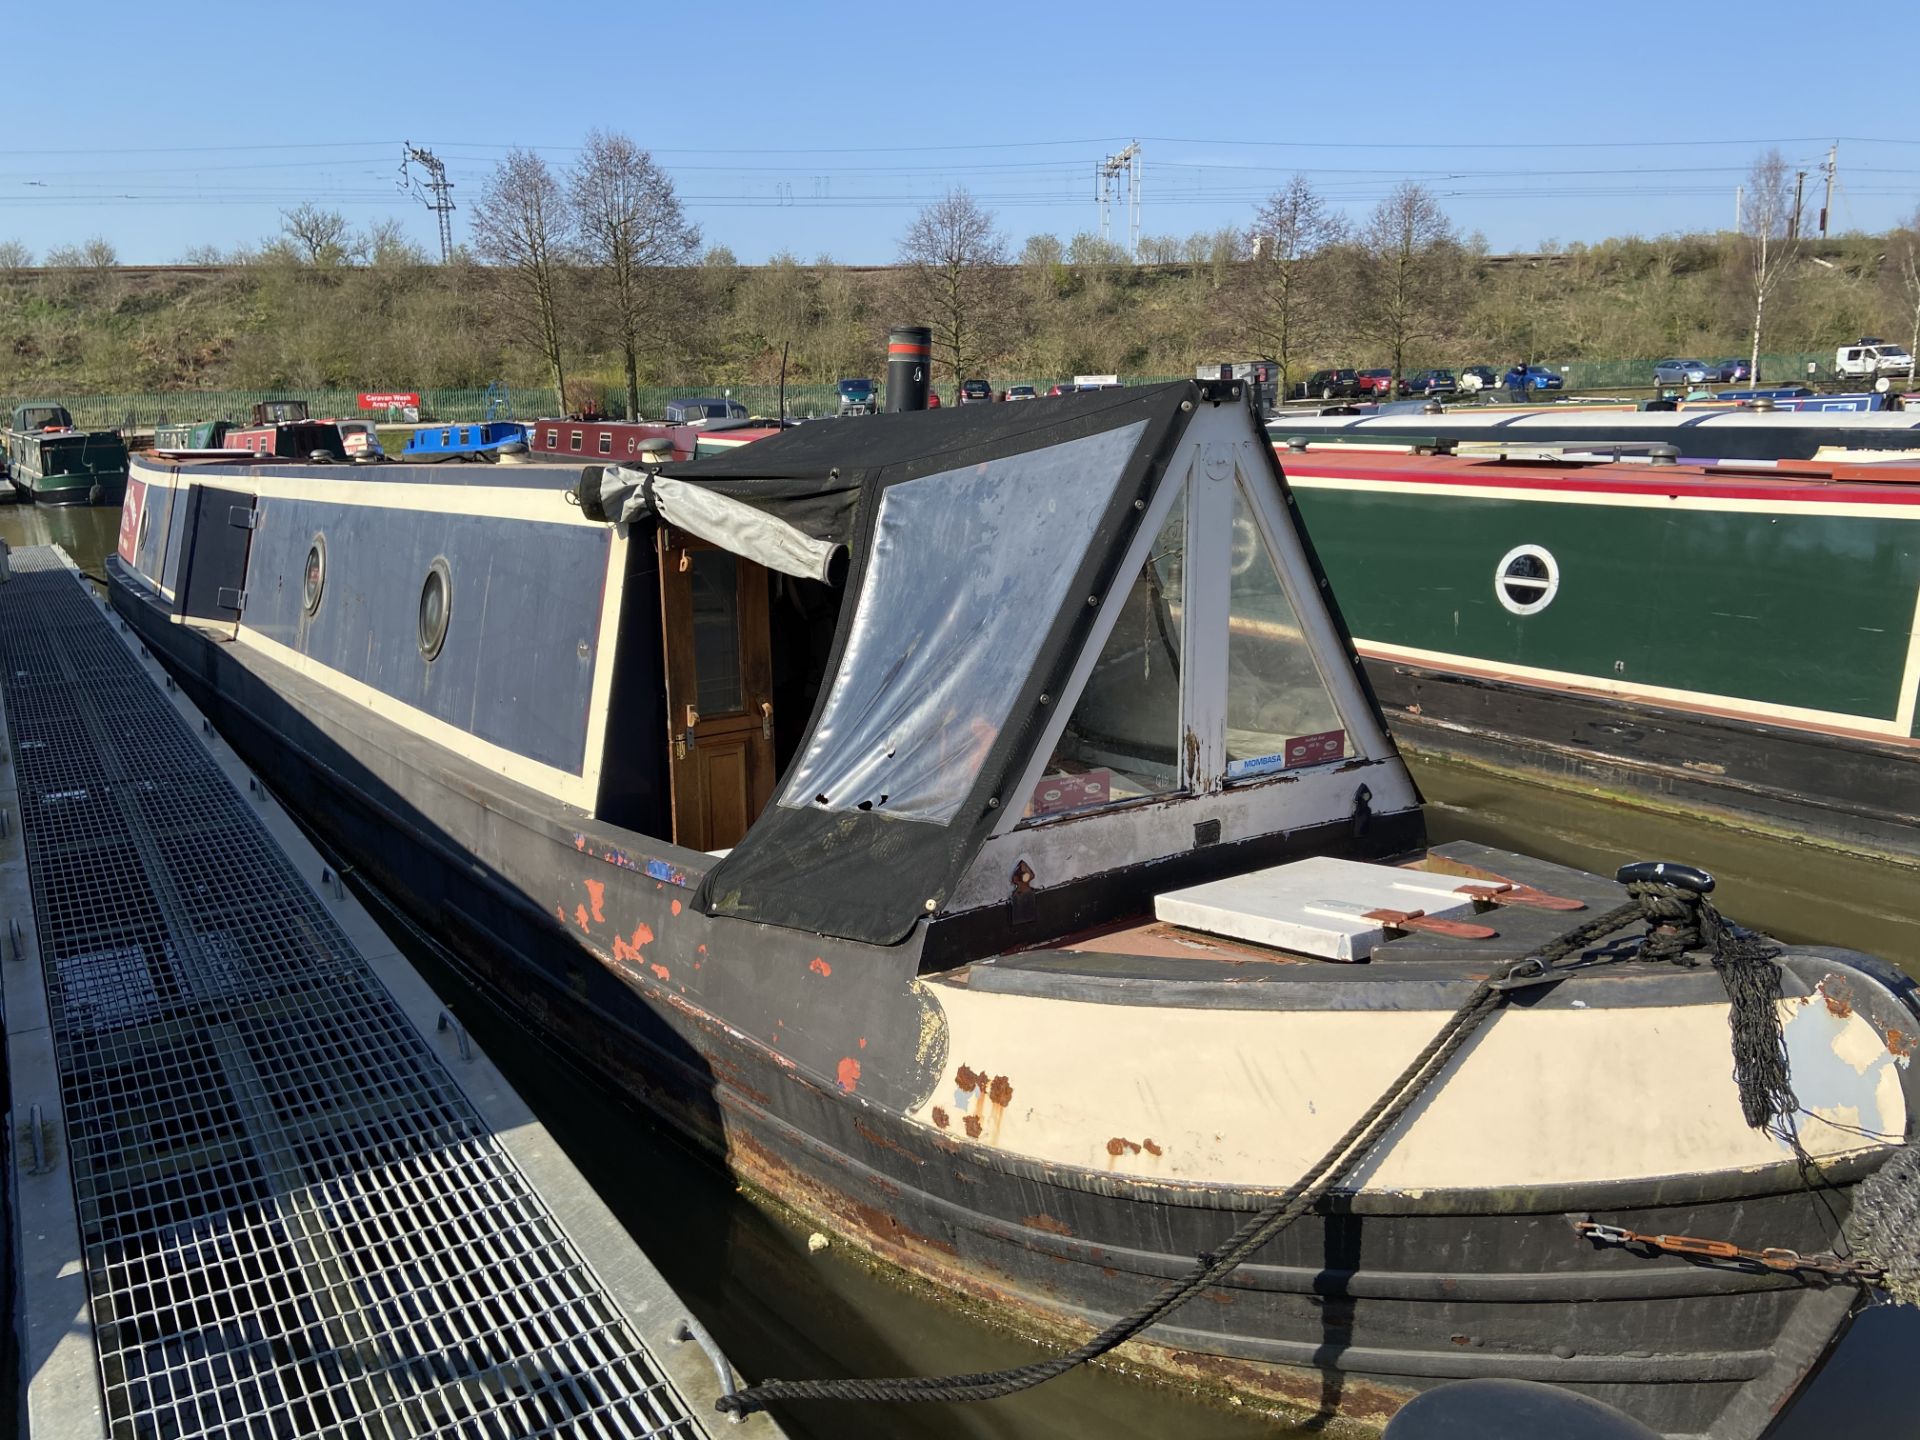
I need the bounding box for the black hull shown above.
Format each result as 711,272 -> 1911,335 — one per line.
1364,659 -> 1920,869
109,557 -> 1890,1439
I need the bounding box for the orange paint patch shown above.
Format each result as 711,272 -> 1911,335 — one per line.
836,1057 -> 862,1092
612,922 -> 656,963
584,879 -> 606,924
809,957 -> 832,977
650,963 -> 670,981
573,903 -> 591,933
858,1037 -> 866,1049
575,837 -> 586,851
671,899 -> 682,916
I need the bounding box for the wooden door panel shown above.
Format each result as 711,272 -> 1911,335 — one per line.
659,528 -> 777,853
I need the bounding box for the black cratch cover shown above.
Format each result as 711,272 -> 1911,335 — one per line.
658,385 -> 1198,945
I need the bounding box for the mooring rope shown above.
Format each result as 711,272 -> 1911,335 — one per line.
717,888 -> 1687,1415
1625,877 -> 1797,1137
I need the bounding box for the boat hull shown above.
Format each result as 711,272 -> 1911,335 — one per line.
107,552 -> 1903,1439
1287,458 -> 1920,867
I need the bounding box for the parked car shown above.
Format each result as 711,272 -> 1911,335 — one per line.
1715,358 -> 1752,383
1399,369 -> 1457,398
1046,383 -> 1075,397
1005,384 -> 1038,402
1295,368 -> 1360,401
1500,364 -> 1567,397
926,390 -> 940,408
958,379 -> 995,405
1652,359 -> 1712,387
837,378 -> 878,416
1457,365 -> 1500,394
1835,340 -> 1914,380
1356,369 -> 1395,397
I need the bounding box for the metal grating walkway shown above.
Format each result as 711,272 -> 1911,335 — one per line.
0,549 -> 702,1439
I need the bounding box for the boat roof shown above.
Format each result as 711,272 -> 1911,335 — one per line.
1279,445 -> 1920,507
653,381 -> 1416,945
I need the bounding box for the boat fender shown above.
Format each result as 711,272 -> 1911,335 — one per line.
573,465 -> 612,522
1847,1141 -> 1920,1306
1614,860 -> 1713,893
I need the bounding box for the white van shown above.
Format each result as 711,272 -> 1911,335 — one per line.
1835,340 -> 1914,380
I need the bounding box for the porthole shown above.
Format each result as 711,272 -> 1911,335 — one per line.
1495,544 -> 1559,615
302,534 -> 326,615
418,556 -> 452,660
136,502 -> 152,556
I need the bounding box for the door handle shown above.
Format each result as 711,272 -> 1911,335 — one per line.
760,701 -> 774,739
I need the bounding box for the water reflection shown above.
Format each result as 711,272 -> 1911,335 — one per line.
0,500 -> 123,583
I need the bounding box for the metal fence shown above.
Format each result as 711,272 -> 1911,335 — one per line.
0,360 -> 1844,431
1554,354 -> 1827,390
3,377 -> 1190,431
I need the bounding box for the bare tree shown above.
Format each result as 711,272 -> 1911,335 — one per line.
279,204 -> 357,266
1892,206 -> 1920,387
569,130 -> 700,419
1740,150 -> 1800,382
1353,183 -> 1465,390
896,188 -> 1010,389
470,148 -> 575,413
0,239 -> 30,279
362,218 -> 427,268
1241,176 -> 1345,394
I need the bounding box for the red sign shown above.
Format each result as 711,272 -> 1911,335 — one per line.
1030,769 -> 1114,816
117,480 -> 144,564
357,392 -> 419,410
1283,729 -> 1347,769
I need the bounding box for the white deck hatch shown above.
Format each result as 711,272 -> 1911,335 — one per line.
1155,856 -> 1483,960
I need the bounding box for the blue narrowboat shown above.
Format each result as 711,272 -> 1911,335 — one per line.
400,419 -> 530,463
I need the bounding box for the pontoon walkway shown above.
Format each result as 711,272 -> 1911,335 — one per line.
0,545 -> 777,1440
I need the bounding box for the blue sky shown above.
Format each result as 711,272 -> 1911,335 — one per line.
7,0 -> 1918,264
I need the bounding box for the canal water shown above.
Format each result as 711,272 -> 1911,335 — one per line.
9,500 -> 1913,1438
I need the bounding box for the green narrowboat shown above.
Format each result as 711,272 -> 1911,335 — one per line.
153,419 -> 232,451
1281,441 -> 1920,865
4,403 -> 129,506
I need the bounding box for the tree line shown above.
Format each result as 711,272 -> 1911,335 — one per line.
4,146 -> 1919,407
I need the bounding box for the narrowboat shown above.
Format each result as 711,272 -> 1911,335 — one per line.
221,399 -> 349,462
153,419 -> 232,452
1281,441 -> 1920,865
528,415 -> 783,465
401,419 -> 529,463
1269,406 -> 1920,461
105,383 -> 1918,1438
3,402 -> 129,505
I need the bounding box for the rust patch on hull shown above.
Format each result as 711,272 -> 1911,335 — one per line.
724,1127 -> 1411,1430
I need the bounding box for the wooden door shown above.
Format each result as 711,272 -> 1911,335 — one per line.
659,527 -> 776,852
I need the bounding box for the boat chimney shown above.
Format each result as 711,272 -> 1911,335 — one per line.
886,325 -> 932,412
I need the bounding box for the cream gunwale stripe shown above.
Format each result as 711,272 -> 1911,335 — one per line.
1286,471 -> 1920,521
1896,586 -> 1920,736
232,625 -> 597,810
578,528 -> 627,802
248,477 -> 599,525
1360,637 -> 1910,738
